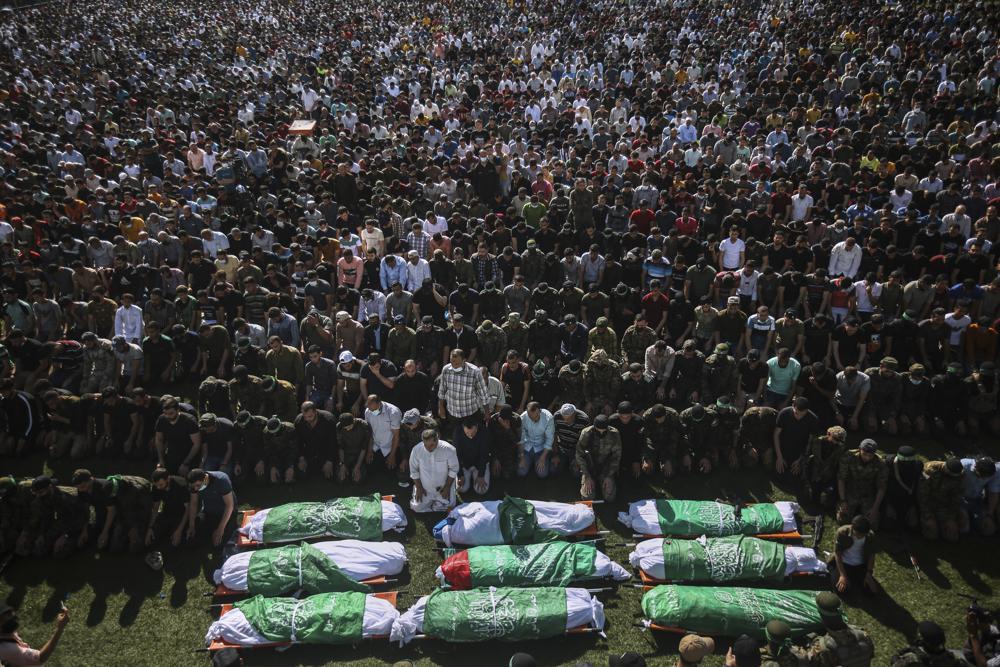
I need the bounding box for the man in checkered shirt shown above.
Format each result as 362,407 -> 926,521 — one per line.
437,348 -> 489,428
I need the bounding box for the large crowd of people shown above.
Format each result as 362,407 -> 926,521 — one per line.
0,0 -> 998,661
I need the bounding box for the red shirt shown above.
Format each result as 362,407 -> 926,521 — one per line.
629,208 -> 656,234
675,216 -> 699,236
641,290 -> 670,325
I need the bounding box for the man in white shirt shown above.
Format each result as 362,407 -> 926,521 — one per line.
718,228 -> 746,271
363,394 -> 401,466
113,293 -> 144,342
828,237 -> 862,278
409,428 -> 459,512
789,185 -> 814,221
199,228 -> 229,259
404,251 -> 432,292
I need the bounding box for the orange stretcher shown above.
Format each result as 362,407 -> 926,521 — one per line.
206,591 -> 399,651
235,495 -> 396,549
212,575 -> 392,598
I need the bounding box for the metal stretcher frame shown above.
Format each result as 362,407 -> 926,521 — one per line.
206,591 -> 399,651
235,495 -> 396,549
212,575 -> 392,598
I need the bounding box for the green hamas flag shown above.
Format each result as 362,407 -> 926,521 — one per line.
235,591 -> 367,644
498,496 -> 560,544
246,543 -> 372,596
642,585 -> 832,638
468,542 -> 598,587
654,500 -> 785,537
262,494 -> 383,542
661,537 -> 787,582
424,587 -> 568,642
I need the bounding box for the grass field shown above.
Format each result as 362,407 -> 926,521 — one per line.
2,431 -> 998,667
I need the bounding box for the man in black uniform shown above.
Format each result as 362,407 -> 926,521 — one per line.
154,397 -> 202,475
73,469 -> 152,554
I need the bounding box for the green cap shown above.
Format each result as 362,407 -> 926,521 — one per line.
765,620 -> 792,644
815,591 -> 842,617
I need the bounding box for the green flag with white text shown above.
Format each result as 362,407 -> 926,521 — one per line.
246,543 -> 371,596
497,496 -> 560,544
642,585 -> 832,638
235,591 -> 367,644
423,587 -> 568,641
654,500 -> 785,537
660,536 -> 788,582
261,494 -> 383,542
467,542 -> 598,587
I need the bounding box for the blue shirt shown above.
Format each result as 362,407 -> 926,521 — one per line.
198,471 -> 235,516
520,409 -> 555,453
961,458 -> 1000,500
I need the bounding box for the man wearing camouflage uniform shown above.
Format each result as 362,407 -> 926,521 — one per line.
558,359 -> 587,408
707,395 -> 742,470
18,476 -> 88,558
760,620 -> 804,667
621,314 -> 657,365
414,316 -> 446,377
0,477 -> 31,554
73,469 -> 152,554
475,320 -> 507,374
680,403 -> 714,473
642,404 -> 682,479
198,376 -> 233,419
918,458 -> 965,542
235,411 -> 268,482
898,363 -> 931,435
501,312 -> 529,360
262,416 -> 299,484
890,620 -> 973,666
229,366 -> 265,416
261,376 -> 298,421
701,342 -> 738,404
738,405 -> 778,467
863,357 -> 903,435
802,425 -> 849,509
800,592 -> 874,666
583,348 -> 620,415
575,415 -> 621,501
836,438 -> 889,527
80,332 -> 117,393
586,316 -> 620,360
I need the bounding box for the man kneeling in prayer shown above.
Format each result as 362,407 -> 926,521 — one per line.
409,428 -> 458,512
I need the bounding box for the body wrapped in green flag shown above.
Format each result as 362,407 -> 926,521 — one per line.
245,543 -> 371,596
618,499 -> 797,537
439,542 -> 597,588
661,536 -> 786,582
498,495 -> 560,544
239,494 -> 407,544
642,585 -> 835,638
390,586 -> 607,645
236,592 -> 368,644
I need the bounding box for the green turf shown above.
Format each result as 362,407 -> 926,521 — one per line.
2,432 -> 998,666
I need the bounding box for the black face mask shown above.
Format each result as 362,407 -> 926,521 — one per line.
2,616 -> 19,633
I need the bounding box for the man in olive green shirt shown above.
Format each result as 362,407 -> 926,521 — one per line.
264,336 -> 304,386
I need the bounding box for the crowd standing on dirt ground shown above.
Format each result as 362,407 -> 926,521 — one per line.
0,0 -> 998,661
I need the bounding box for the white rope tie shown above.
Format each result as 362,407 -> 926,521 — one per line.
289,599 -> 304,643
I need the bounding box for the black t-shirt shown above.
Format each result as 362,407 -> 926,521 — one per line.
102,397 -> 140,437
832,326 -> 863,366
151,475 -> 189,512
775,407 -> 821,460
202,418 -> 236,458
155,412 -> 199,451
737,358 -> 768,393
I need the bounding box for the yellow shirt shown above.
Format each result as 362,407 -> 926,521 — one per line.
118,217 -> 145,243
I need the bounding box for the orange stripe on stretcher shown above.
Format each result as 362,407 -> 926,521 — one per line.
207,591 -> 398,651
236,496 -> 397,548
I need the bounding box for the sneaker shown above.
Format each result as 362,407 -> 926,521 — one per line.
145,551 -> 163,571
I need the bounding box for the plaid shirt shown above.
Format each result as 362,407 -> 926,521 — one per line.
407,230 -> 432,259
437,361 -> 489,418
